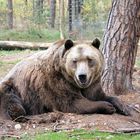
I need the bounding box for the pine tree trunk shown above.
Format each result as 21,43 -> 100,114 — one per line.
32,0 -> 35,17
50,0 -> 56,28
68,0 -> 73,32
40,0 -> 44,13
36,0 -> 44,18
7,0 -> 13,29
74,0 -> 83,39
102,0 -> 140,95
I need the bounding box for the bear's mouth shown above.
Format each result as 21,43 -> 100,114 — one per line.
74,76 -> 91,88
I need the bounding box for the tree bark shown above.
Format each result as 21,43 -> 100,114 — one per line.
50,0 -> 56,28
102,0 -> 140,95
74,0 -> 83,39
7,0 -> 13,29
36,0 -> 44,18
68,0 -> 73,33
32,0 -> 35,17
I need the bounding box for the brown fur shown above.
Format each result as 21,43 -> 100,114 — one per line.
0,39 -> 130,120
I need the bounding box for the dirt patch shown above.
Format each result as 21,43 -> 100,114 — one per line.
0,50 -> 35,63
0,97 -> 140,139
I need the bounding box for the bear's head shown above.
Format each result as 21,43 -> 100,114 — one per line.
62,38 -> 104,89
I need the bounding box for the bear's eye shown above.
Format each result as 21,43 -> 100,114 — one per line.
72,59 -> 77,64
88,58 -> 92,62
88,58 -> 95,67
71,59 -> 77,68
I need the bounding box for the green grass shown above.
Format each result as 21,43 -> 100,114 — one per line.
0,50 -> 24,56
0,60 -> 20,65
0,28 -> 60,42
135,58 -> 140,68
0,60 -> 20,78
4,130 -> 140,140
0,49 -> 36,56
0,50 -> 37,78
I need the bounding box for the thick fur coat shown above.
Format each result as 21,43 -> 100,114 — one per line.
0,39 -> 130,120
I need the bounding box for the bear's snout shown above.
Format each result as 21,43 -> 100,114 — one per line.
78,74 -> 87,84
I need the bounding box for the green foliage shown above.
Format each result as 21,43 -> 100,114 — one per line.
0,50 -> 17,56
0,0 -> 112,40
0,29 -> 60,42
0,50 -> 36,78
78,0 -> 112,40
0,60 -> 19,66
83,0 -> 111,22
135,59 -> 140,67
0,0 -> 7,27
0,59 -> 18,78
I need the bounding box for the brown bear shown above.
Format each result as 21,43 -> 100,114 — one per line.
0,39 -> 130,120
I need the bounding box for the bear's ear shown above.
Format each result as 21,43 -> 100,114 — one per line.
64,39 -> 74,51
91,38 -> 100,49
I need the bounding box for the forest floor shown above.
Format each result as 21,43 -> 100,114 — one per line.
0,47 -> 140,139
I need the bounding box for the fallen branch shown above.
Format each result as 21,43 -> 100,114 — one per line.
0,41 -> 53,50
0,134 -> 20,139
116,127 -> 140,133
13,115 -> 30,122
131,106 -> 140,113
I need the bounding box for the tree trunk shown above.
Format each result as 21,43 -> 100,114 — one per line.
40,0 -> 44,15
59,0 -> 65,39
33,0 -> 35,17
7,0 -> 13,29
50,0 -> 56,28
68,0 -> 73,33
36,0 -> 44,18
74,0 -> 83,39
102,0 -> 140,95
25,0 -> 28,5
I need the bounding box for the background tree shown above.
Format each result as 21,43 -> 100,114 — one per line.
68,0 -> 73,34
37,0 -> 44,14
68,0 -> 83,39
50,0 -> 56,28
32,0 -> 35,17
7,0 -> 13,29
35,0 -> 44,23
59,0 -> 65,39
25,0 -> 28,5
101,0 -> 140,95
1,0 -> 112,40
74,0 -> 83,39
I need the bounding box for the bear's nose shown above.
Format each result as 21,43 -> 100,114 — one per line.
78,74 -> 87,84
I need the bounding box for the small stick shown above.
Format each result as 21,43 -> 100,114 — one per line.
131,106 -> 140,113
117,127 -> 140,133
0,134 -> 20,139
13,116 -> 29,122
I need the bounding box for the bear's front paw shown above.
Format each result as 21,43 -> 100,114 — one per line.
0,93 -> 26,120
98,101 -> 116,114
106,97 -> 131,116
116,103 -> 131,116
7,102 -> 26,120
